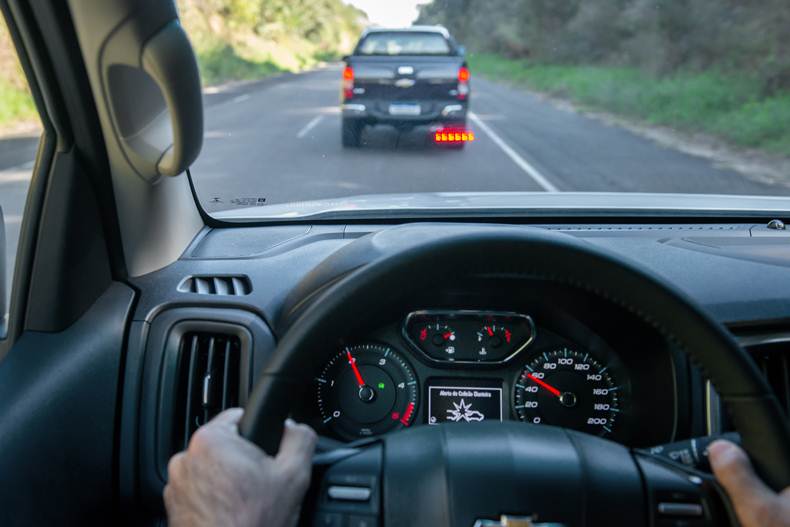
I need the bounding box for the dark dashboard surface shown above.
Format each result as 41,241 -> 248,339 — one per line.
131,222 -> 790,326
123,221 -> 790,510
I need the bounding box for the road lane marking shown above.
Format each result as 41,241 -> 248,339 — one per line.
232,94 -> 250,104
296,115 -> 324,139
469,112 -> 559,192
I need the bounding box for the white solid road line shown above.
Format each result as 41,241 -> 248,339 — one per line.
296,115 -> 324,139
469,112 -> 559,192
231,94 -> 251,104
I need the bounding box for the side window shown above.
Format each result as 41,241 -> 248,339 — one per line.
0,18 -> 41,328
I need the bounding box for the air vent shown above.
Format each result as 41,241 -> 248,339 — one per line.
178,275 -> 252,296
750,345 -> 790,418
173,332 -> 244,450
708,333 -> 790,433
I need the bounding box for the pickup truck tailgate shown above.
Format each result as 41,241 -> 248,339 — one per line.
350,56 -> 464,101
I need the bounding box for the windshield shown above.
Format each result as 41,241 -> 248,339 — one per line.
179,0 -> 790,219
357,32 -> 452,56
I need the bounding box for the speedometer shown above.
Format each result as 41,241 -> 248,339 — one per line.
513,348 -> 619,436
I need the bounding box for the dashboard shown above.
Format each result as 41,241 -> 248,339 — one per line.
118,220 -> 790,517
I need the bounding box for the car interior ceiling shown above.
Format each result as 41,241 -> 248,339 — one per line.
0,1 -> 788,527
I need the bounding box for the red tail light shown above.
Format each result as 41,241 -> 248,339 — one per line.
457,66 -> 470,100
342,66 -> 354,100
434,127 -> 475,143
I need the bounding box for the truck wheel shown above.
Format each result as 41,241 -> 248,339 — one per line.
342,119 -> 362,148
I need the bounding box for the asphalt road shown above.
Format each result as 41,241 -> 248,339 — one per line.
1,64 -> 785,293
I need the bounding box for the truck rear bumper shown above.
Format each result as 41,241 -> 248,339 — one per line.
342,100 -> 468,125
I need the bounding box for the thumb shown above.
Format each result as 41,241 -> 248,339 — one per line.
276,418 -> 317,463
708,440 -> 775,521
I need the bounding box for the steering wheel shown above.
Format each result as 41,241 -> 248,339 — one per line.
239,225 -> 790,526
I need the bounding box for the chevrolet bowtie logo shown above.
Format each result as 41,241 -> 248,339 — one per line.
473,516 -> 566,527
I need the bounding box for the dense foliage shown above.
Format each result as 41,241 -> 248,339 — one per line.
417,0 -> 790,94
178,0 -> 366,79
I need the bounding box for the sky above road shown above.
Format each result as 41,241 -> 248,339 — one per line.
346,0 -> 430,27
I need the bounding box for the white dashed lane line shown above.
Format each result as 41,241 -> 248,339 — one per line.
469,112 -> 559,192
296,115 -> 325,139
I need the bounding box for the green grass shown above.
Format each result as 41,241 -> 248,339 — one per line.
469,53 -> 790,156
0,80 -> 37,126
195,44 -> 283,86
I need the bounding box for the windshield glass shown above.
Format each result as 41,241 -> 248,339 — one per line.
357,32 -> 452,56
179,0 -> 790,218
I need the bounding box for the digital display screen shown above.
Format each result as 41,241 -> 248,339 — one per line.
427,379 -> 503,425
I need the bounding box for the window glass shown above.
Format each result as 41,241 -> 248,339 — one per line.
0,18 -> 40,314
357,32 -> 451,56
178,1 -> 790,220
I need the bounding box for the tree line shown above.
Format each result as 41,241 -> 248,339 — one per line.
417,0 -> 790,94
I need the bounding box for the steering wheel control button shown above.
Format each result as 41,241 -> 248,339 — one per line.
313,512 -> 343,527
657,502 -> 704,517
473,516 -> 567,527
327,486 -> 371,502
346,515 -> 377,527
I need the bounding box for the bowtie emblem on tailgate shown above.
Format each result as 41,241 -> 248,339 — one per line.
394,78 -> 416,88
397,65 -> 414,75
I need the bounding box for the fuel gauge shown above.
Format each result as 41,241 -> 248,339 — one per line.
416,321 -> 458,359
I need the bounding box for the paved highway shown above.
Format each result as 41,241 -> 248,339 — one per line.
1,64 -> 786,291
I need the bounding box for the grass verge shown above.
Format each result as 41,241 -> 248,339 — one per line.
0,80 -> 37,127
195,44 -> 283,86
469,53 -> 790,156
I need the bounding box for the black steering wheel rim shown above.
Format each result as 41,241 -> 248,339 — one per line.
239,224 -> 790,491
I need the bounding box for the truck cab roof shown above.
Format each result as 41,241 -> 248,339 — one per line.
361,25 -> 450,39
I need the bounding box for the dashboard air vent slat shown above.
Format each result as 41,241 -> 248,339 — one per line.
178,275 -> 252,296
176,332 -> 243,450
752,347 -> 790,418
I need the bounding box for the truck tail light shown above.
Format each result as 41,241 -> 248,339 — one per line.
434,127 -> 475,143
457,66 -> 470,100
343,65 -> 354,100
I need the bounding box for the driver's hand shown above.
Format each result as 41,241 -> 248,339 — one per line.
164,408 -> 317,527
709,440 -> 790,527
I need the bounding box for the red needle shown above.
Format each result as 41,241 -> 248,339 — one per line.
526,373 -> 561,397
346,350 -> 366,387
486,326 -> 494,336
443,331 -> 453,340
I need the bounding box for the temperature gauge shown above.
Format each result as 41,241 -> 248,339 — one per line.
476,323 -> 512,359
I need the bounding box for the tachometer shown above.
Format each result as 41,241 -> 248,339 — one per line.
316,343 -> 418,440
513,348 -> 619,436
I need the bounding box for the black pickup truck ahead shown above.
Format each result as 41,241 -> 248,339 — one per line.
341,26 -> 470,148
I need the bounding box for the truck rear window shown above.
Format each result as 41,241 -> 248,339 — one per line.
356,32 -> 452,56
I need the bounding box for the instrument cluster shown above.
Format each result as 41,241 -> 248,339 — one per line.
313,309 -> 636,443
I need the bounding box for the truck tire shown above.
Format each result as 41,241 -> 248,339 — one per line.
342,119 -> 362,148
